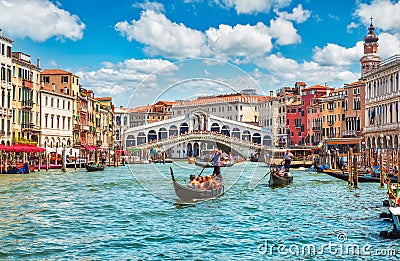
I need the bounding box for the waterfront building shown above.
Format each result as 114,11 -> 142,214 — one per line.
286,100 -> 302,146
77,87 -> 89,146
258,91 -> 278,145
11,52 -> 41,145
39,69 -> 76,148
361,19 -> 399,150
95,97 -> 114,149
171,90 -> 266,126
301,84 -> 333,146
307,97 -> 323,146
321,88 -> 346,139
342,81 -> 365,138
114,106 -> 131,148
276,84 -> 301,147
0,29 -> 13,145
363,56 -> 400,149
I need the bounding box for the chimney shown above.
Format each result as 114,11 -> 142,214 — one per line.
269,90 -> 274,97
52,83 -> 55,91
37,58 -> 40,67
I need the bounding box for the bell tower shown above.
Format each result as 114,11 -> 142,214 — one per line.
360,17 -> 382,77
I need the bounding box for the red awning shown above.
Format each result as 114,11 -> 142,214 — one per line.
0,145 -> 46,152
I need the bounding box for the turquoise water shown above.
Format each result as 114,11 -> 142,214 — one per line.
0,161 -> 399,260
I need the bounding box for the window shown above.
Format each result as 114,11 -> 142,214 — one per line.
43,76 -> 50,83
61,76 -> 68,83
51,115 -> 54,128
51,98 -> 53,107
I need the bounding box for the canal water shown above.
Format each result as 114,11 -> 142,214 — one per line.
0,161 -> 399,260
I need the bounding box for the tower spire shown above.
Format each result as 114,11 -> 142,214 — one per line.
360,17 -> 381,77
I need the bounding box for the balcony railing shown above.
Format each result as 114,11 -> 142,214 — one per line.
22,100 -> 34,110
364,122 -> 400,133
22,79 -> 34,89
342,130 -> 357,137
312,126 -> 322,131
327,121 -> 334,126
0,130 -> 5,136
21,122 -> 35,130
1,80 -> 6,89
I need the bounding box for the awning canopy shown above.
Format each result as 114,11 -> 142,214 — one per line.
324,138 -> 362,145
0,144 -> 46,152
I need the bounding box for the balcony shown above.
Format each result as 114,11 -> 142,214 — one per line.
1,80 -> 6,89
73,124 -> 80,131
312,126 -> 322,132
82,126 -> 90,132
21,100 -> 34,110
342,130 -> 357,137
21,122 -> 35,130
7,82 -> 12,89
0,130 -> 5,136
364,122 -> 400,133
327,121 -> 334,126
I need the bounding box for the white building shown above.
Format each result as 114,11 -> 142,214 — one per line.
39,88 -> 74,148
171,90 -> 266,125
258,91 -> 279,145
0,29 -> 13,145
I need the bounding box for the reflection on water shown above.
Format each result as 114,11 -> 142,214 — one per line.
0,162 -> 397,260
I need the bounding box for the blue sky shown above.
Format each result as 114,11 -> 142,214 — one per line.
1,0 -> 400,107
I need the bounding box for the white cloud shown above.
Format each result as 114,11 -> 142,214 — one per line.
268,17 -> 301,45
274,4 -> 311,24
347,22 -> 358,33
378,32 -> 400,59
76,58 -> 179,106
355,0 -> 400,34
206,23 -> 273,60
115,10 -> 208,59
312,42 -> 364,66
254,54 -> 358,88
0,0 -> 85,41
132,0 -> 165,13
215,0 -> 291,14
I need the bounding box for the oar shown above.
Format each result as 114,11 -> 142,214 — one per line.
255,171 -> 271,186
198,166 -> 206,176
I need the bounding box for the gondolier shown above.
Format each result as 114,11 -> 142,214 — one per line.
211,148 -> 224,185
282,149 -> 294,171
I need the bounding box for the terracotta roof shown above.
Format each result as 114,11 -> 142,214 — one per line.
296,82 -> 307,86
41,69 -> 73,75
289,101 -> 302,106
95,97 -> 112,101
156,100 -> 178,106
175,94 -> 267,107
301,85 -> 334,91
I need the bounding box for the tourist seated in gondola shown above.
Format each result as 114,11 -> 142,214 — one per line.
202,176 -> 214,190
187,174 -> 200,189
196,175 -> 204,190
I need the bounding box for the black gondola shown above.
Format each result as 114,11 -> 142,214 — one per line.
85,164 -> 105,172
323,170 -> 398,183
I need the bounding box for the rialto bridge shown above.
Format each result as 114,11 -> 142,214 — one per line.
123,111 -> 273,158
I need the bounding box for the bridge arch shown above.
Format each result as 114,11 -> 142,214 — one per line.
187,142 -> 193,157
232,128 -> 241,139
211,123 -> 220,132
169,125 -> 178,136
263,135 -> 272,146
252,132 -> 261,144
158,127 -> 168,139
137,132 -> 146,145
221,125 -> 230,136
148,130 -> 157,142
126,135 -> 136,147
242,130 -> 251,141
180,123 -> 189,134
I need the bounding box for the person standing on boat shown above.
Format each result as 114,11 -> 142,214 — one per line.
282,149 -> 294,171
211,148 -> 224,185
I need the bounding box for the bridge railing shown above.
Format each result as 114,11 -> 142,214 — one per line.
132,131 -> 263,150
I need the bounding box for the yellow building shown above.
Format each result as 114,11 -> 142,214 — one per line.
321,88 -> 345,139
11,52 -> 41,145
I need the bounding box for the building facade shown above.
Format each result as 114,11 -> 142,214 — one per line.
0,30 -> 13,145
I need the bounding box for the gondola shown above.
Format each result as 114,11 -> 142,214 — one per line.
85,164 -> 105,172
170,167 -> 224,202
269,171 -> 293,186
194,160 -> 235,168
323,169 -> 398,183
